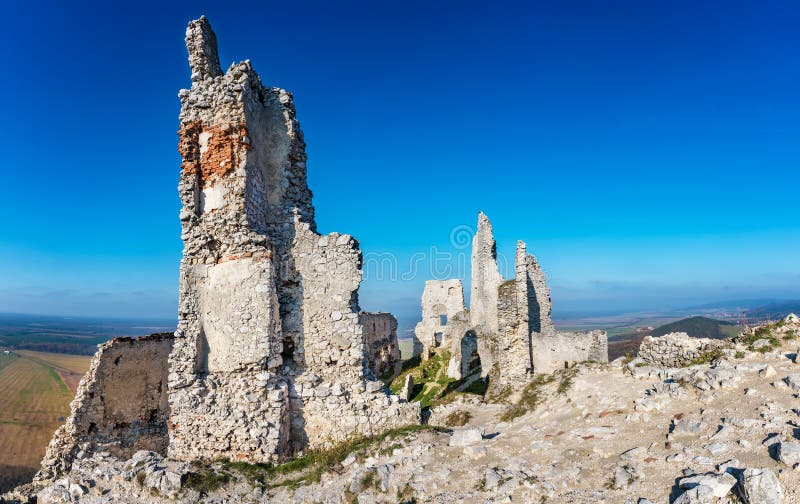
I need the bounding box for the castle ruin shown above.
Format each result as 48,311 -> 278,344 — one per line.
414,212 -> 608,393
33,16 -> 419,481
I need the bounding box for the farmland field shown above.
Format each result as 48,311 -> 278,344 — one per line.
0,351 -> 90,492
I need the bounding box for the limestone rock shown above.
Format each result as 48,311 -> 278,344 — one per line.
775,442 -> 800,466
449,427 -> 484,447
736,468 -> 784,504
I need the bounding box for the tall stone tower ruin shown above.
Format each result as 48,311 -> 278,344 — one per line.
169,16 -> 418,463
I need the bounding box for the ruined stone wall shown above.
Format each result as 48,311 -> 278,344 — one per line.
36,334 -> 173,481
522,244 -> 555,336
638,332 -> 723,368
469,212 -> 503,333
360,312 -> 401,377
531,330 -> 608,373
445,312 -> 478,379
414,279 -> 466,357
169,17 -> 417,463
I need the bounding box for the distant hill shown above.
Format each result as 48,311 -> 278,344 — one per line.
747,301 -> 800,321
651,316 -> 737,340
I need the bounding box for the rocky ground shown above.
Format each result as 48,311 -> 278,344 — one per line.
6,321 -> 800,503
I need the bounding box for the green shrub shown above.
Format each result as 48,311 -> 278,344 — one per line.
687,348 -> 724,366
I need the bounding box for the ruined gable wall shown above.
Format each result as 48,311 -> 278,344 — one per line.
414,279 -> 466,356
36,334 -> 173,482
169,18 -> 295,463
469,212 -> 503,334
360,312 -> 401,377
170,17 -> 417,461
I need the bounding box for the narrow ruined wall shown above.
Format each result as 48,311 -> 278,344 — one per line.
414,279 -> 466,357
360,312 -> 401,377
36,334 -> 173,482
522,244 -> 555,337
469,212 -> 503,333
532,330 -> 608,373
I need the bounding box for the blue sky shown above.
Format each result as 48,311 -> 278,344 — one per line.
1,1 -> 798,327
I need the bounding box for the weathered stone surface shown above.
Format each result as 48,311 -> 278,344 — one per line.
360,312 -> 401,377
469,212 -> 503,333
638,332 -> 725,368
532,330 -> 609,374
414,279 -> 466,357
63,16 -> 429,466
775,442 -> 800,466
449,427 -> 484,447
36,334 -> 173,481
736,467 -> 784,504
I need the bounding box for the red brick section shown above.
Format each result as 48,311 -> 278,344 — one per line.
178,121 -> 250,185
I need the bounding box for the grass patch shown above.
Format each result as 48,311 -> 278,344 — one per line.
443,410 -> 472,427
738,323 -> 781,353
221,424 -> 439,489
499,374 -> 555,422
184,468 -> 230,494
784,330 -> 797,341
388,351 -> 474,408
735,350 -> 745,359
687,347 -> 724,366
557,367 -> 578,395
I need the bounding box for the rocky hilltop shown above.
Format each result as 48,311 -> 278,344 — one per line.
4,16 -> 800,504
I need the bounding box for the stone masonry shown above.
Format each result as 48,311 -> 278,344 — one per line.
35,334 -> 173,482
637,332 -> 724,368
168,17 -> 418,463
360,312 -> 401,377
469,213 -> 503,334
531,330 -> 609,373
415,212 -> 608,392
413,279 -> 466,358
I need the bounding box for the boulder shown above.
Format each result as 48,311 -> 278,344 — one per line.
775,442 -> 800,466
736,468 -> 784,504
449,427 -> 484,447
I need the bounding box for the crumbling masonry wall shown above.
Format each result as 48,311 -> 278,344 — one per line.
413,279 -> 466,357
360,312 -> 401,377
169,17 -> 417,463
419,213 -> 608,392
637,332 -> 724,368
532,330 -> 608,373
35,334 -> 173,482
469,212 -> 503,334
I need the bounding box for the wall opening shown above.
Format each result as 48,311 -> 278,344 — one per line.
434,332 -> 443,347
195,328 -> 209,374
439,314 -> 448,326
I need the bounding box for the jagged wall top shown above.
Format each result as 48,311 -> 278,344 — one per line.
186,16 -> 222,81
